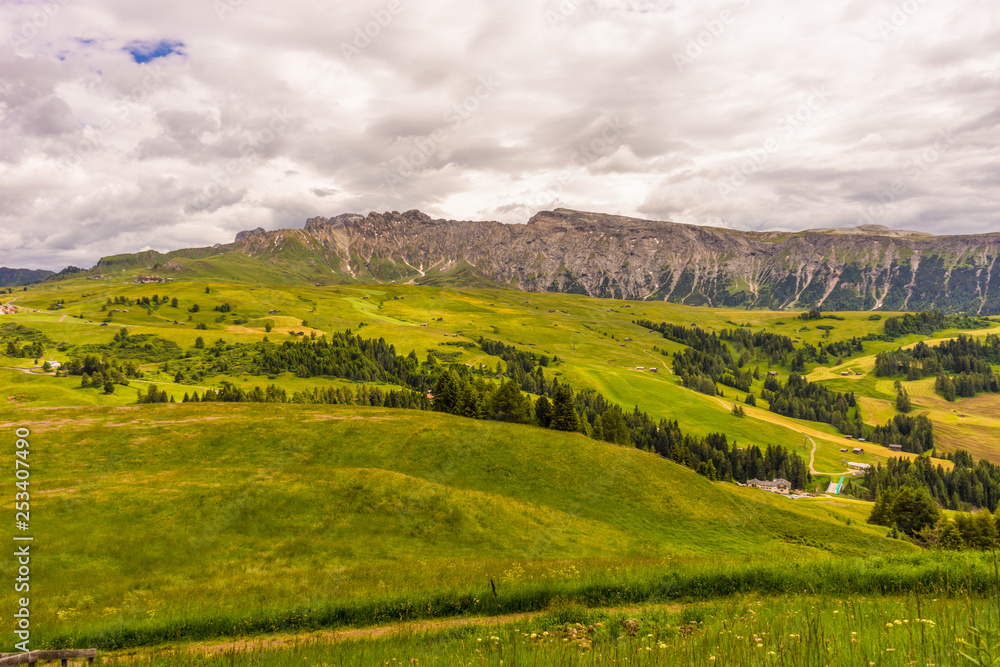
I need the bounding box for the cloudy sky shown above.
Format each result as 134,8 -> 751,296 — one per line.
2,0 -> 998,270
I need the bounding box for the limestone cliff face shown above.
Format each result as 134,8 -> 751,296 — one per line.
113,208 -> 1000,313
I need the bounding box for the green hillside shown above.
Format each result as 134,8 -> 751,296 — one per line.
4,402 -> 911,648
4,271 -> 1000,657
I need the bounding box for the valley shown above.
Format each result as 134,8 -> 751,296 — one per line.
3,233 -> 1000,664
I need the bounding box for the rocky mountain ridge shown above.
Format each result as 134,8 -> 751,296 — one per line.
94,209 -> 1000,314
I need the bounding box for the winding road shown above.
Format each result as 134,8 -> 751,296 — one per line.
712,396 -> 850,476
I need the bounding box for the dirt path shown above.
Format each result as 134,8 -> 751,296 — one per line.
640,348 -> 672,373
189,612 -> 540,656
119,602 -> 685,659
0,365 -> 40,375
711,397 -> 849,476
803,434 -> 849,476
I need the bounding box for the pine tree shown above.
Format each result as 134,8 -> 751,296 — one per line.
550,385 -> 579,432
432,371 -> 459,414
868,491 -> 892,526
896,389 -> 911,413
535,395 -> 553,428
938,521 -> 965,550
597,406 -> 630,445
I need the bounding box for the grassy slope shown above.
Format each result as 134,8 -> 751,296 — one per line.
807,328 -> 1000,463
7,276 -> 987,472
2,402 -> 912,643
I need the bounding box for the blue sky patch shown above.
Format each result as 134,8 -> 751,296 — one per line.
124,39 -> 185,64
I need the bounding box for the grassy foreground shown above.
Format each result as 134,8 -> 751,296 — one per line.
2,402 -> 919,650
97,588 -> 1000,666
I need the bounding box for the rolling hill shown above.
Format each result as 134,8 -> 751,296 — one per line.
5,402 -> 911,648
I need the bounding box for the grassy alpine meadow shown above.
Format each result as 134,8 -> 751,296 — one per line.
2,401 -> 926,650
6,275 -> 991,472
93,590 -> 1000,666
4,273 -> 1000,661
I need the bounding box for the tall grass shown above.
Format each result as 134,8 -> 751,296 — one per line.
40,551 -> 1000,650
95,592 -> 1000,666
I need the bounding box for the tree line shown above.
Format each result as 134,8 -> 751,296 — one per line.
1,323 -> 52,360
761,372 -> 863,436
880,310 -> 991,339
131,327 -> 813,491
875,334 -> 1000,400
868,485 -> 1000,551
862,452 -> 1000,513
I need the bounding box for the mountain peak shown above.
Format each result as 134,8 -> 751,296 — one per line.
234,227 -> 267,243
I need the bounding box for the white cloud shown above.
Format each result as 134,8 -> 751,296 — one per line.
1,0 -> 998,270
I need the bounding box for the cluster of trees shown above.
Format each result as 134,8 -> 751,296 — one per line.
182,382 -> 287,403
75,328 -> 180,363
875,334 -> 1000,400
681,436 -> 811,489
934,373 -> 1000,401
65,353 -> 140,393
1,323 -> 51,359
79,371 -> 126,393
253,332 -> 437,389
868,486 -> 1000,551
868,414 -> 934,454
478,337 -> 553,394
104,294 -> 175,311
63,353 -> 141,378
862,452 -> 1000,512
5,339 -> 44,359
868,486 -> 940,536
136,384 -> 172,403
799,337 -> 866,365
637,320 -> 780,394
761,372 -> 863,436
288,385 -> 428,409
895,384 -> 911,413
639,319 -> 800,369
720,328 -> 797,365
881,310 -> 990,339
934,511 -> 1000,550
638,318 -> 867,387
672,347 -> 753,394
431,373 -> 539,424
